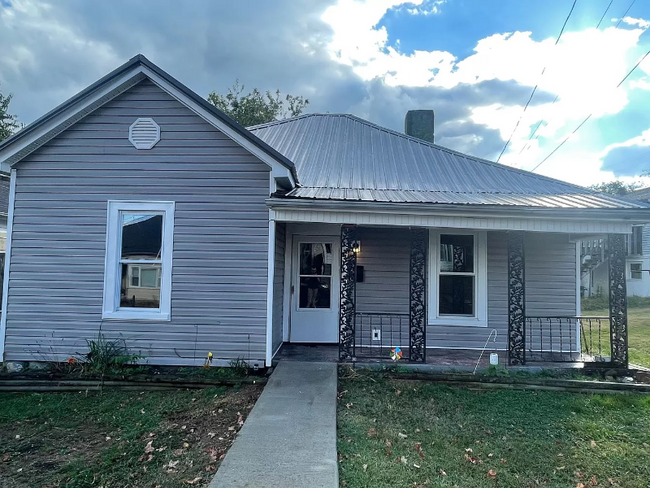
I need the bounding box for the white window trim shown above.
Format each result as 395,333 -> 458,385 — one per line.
628,261 -> 643,280
428,230 -> 488,327
103,201 -> 175,321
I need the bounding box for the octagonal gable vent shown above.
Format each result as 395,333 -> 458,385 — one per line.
129,118 -> 160,149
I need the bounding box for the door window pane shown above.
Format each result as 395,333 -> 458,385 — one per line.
299,277 -> 331,309
299,243 -> 332,276
440,234 -> 474,272
121,213 -> 163,259
439,275 -> 474,315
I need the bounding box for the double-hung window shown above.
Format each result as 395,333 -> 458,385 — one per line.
428,230 -> 487,327
629,262 -> 643,280
103,201 -> 175,320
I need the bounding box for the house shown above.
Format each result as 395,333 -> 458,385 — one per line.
0,55 -> 648,369
581,187 -> 650,299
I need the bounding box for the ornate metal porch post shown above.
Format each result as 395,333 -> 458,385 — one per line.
508,231 -> 526,365
409,228 -> 428,362
608,234 -> 629,368
339,225 -> 358,361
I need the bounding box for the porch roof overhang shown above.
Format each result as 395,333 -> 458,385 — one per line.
267,197 -> 650,234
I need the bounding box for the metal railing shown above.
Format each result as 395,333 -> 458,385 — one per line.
354,312 -> 409,360
525,316 -> 610,363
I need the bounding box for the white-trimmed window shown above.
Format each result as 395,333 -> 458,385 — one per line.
428,230 -> 487,327
103,201 -> 175,320
629,262 -> 643,280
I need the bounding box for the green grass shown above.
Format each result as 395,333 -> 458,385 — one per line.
583,306 -> 650,368
338,376 -> 650,488
0,385 -> 262,487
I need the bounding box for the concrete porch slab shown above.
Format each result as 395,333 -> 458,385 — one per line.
210,361 -> 338,488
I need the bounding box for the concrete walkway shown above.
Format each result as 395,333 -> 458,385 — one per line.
210,361 -> 338,488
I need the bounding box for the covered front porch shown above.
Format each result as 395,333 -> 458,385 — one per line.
270,217 -> 630,369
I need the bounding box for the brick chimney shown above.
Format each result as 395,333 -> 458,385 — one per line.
404,110 -> 435,143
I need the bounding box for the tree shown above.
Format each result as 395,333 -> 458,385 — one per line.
207,80 -> 309,127
0,86 -> 20,142
589,180 -> 642,196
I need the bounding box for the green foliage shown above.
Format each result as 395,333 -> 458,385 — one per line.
589,180 -> 642,196
81,334 -> 142,374
338,376 -> 650,487
228,357 -> 249,377
207,80 -> 309,126
0,86 -> 20,142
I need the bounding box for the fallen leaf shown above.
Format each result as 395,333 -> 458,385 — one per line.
590,440 -> 597,448
367,428 -> 376,437
413,463 -> 421,469
185,477 -> 202,485
207,432 -> 216,438
576,484 -> 586,488
487,453 -> 494,458
400,456 -> 408,464
414,443 -> 422,452
105,436 -> 112,441
144,440 -> 155,454
346,403 -> 353,409
2,454 -> 11,462
439,469 -> 447,476
398,433 -> 408,439
500,458 -> 507,464
183,442 -> 190,448
487,469 -> 497,479
363,464 -> 368,472
465,448 -> 473,453
396,390 -> 402,395
14,435 -> 20,440
589,475 -> 598,486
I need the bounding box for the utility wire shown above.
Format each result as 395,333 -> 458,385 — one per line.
615,0 -> 637,28
518,0 -> 631,156
596,0 -> 614,29
495,0 -> 578,163
530,47 -> 650,172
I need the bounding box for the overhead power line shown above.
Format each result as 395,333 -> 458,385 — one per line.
518,0 -> 635,157
615,0 -> 637,28
495,0 -> 578,163
530,46 -> 650,172
596,0 -> 614,29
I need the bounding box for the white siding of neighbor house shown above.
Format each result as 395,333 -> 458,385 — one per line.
4,79 -> 272,366
272,222 -> 286,353
354,228 -> 576,351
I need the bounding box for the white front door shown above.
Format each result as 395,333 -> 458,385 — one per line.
290,237 -> 340,343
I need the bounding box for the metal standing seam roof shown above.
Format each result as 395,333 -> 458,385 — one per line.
249,114 -> 648,210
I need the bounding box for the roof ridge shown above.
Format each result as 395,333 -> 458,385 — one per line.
247,113 -> 322,130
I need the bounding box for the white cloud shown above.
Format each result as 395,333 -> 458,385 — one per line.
616,16 -> 650,29
321,0 -> 649,177
405,0 -> 445,16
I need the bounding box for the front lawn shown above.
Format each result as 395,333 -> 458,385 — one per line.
338,374 -> 650,487
583,306 -> 650,368
0,384 -> 262,487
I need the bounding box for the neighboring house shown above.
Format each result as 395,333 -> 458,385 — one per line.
0,55 -> 648,369
582,187 -> 650,298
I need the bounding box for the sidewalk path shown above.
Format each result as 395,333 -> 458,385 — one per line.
210,361 -> 338,487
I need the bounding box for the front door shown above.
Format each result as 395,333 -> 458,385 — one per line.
290,237 -> 340,343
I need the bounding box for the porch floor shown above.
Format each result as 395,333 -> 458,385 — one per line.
274,343 -> 507,368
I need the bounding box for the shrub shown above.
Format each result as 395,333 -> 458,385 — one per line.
82,334 -> 142,374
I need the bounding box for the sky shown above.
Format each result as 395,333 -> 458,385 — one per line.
2,0 -> 650,187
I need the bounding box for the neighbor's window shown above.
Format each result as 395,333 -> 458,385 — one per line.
628,226 -> 643,255
630,262 -> 643,280
103,201 -> 175,320
429,231 -> 487,326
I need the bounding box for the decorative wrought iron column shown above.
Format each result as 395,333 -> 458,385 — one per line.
608,234 -> 629,368
409,228 -> 428,362
508,231 -> 526,365
339,225 -> 358,361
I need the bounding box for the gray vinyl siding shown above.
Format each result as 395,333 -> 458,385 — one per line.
4,79 -> 271,365
524,233 -> 577,316
354,229 -> 576,351
272,222 -> 286,353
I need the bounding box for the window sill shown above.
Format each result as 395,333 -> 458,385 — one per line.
102,310 -> 171,321
428,317 -> 488,328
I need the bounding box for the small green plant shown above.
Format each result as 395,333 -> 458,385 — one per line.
228,357 -> 249,377
81,334 -> 142,375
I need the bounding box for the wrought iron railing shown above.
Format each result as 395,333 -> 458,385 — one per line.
354,312 -> 410,360
525,316 -> 610,363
